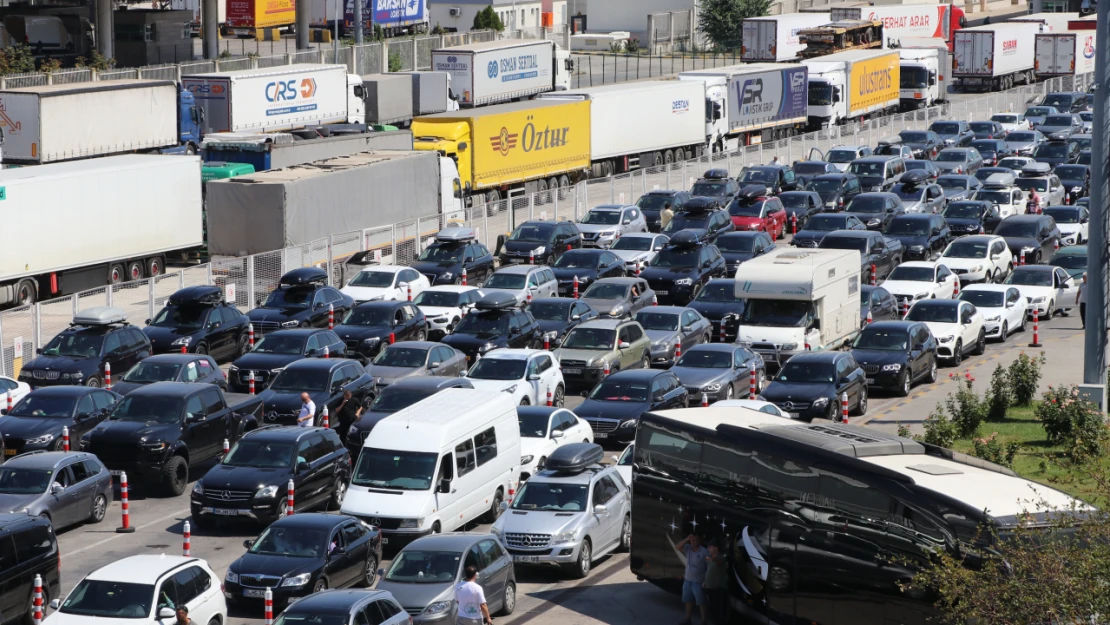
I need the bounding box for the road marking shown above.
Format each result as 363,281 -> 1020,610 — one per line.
66,506 -> 189,557
507,554 -> 630,623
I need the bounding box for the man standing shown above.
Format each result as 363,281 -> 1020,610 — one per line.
335,390 -> 362,440
297,392 -> 316,427
675,533 -> 709,625
455,565 -> 493,625
661,201 -> 675,230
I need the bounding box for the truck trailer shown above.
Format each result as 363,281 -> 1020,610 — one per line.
896,40 -> 951,109
798,19 -> 884,57
802,49 -> 900,128
362,72 -> 458,127
225,0 -> 295,35
430,39 -> 572,107
0,155 -> 203,305
536,81 -> 706,178
205,150 -> 462,256
201,129 -> 413,171
1010,12 -> 1079,33
678,64 -> 809,151
0,80 -> 202,165
1035,30 -> 1096,78
953,23 -> 1040,92
741,13 -> 831,62
183,64 -> 366,134
830,4 -> 966,48
345,0 -> 428,37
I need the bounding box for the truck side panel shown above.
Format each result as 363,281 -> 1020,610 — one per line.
727,66 -> 809,133
742,14 -> 830,62
846,52 -> 899,117
226,0 -> 294,29
470,100 -> 590,189
831,5 -> 951,42
470,42 -> 556,107
184,66 -> 350,133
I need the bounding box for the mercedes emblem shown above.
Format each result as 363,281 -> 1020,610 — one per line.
783,401 -> 794,411
370,517 -> 382,527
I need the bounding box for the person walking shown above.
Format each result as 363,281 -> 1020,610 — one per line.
661,201 -> 675,230
335,390 -> 362,440
297,392 -> 316,427
174,607 -> 191,625
455,565 -> 493,625
1077,272 -> 1087,328
703,542 -> 728,624
675,533 -> 709,625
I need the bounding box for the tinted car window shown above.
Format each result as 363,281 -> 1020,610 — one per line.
14,524 -> 53,562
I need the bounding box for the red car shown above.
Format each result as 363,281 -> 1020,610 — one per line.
728,194 -> 787,239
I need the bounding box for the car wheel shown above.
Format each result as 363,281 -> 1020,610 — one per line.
193,342 -> 208,356
974,328 -> 986,355
1045,302 -> 1054,320
823,402 -> 837,423
926,357 -> 938,383
313,578 -> 327,593
85,375 -> 102,388
414,329 -> 426,341
852,386 -> 868,416
897,371 -> 911,397
999,322 -> 1008,343
237,334 -> 250,357
328,476 -> 347,510
992,268 -> 1001,283
1019,312 -> 1027,332
498,582 -> 517,616
952,340 -> 963,366
89,494 -> 108,523
725,385 -> 734,400
161,455 -> 188,497
483,489 -> 504,523
618,515 -> 632,552
553,384 -> 565,408
567,539 -> 592,579
52,437 -> 66,451
640,352 -> 650,369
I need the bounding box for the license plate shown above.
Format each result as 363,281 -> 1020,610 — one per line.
562,367 -> 582,374
655,290 -> 669,295
595,433 -> 608,439
243,589 -> 266,598
866,378 -> 875,385
109,470 -> 122,477
3,449 -> 15,456
788,412 -> 800,419
212,508 -> 239,516
381,537 -> 389,544
513,555 -> 540,563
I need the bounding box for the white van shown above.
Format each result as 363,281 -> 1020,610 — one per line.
341,388 -> 521,546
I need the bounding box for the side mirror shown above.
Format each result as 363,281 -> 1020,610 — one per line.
158,608 -> 176,619
186,412 -> 203,422
50,600 -> 60,610
0,409 -> 5,416
306,348 -> 318,356
35,347 -> 43,355
77,411 -> 93,421
571,314 -> 581,321
510,327 -> 522,335
499,501 -> 509,511
50,483 -> 64,494
429,361 -> 441,369
145,318 -> 152,324
314,302 -> 325,309
623,219 -> 632,225
243,539 -> 255,549
437,478 -> 452,494
551,430 -> 565,439
527,373 -> 541,381
296,461 -> 310,473
810,319 -> 821,330
619,341 -> 630,349
209,321 -> 221,330
611,454 -> 619,463
593,504 -> 609,515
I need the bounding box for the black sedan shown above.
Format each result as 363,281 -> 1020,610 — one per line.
778,191 -> 823,231
791,213 -> 867,248
898,129 -> 943,159
0,386 -> 120,453
758,352 -> 868,422
332,301 -> 427,362
671,343 -> 765,404
344,377 -> 473,455
552,249 -> 626,297
248,268 -> 355,334
943,200 -> 1000,236
1053,164 -> 1090,200
228,329 -> 346,393
256,359 -> 376,427
142,285 -> 250,361
969,139 -> 1012,166
224,513 -> 382,605
849,321 -> 938,396
884,214 -> 950,261
861,285 -> 899,325
844,192 -> 904,231
528,298 -> 599,348
715,231 -> 776,273
112,354 -> 225,396
688,279 -> 747,344
574,369 -> 688,447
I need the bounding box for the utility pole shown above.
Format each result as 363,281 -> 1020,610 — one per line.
332,0 -> 339,59
1082,0 -> 1109,411
354,0 -> 363,44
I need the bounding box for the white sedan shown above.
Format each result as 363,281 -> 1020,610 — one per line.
714,398 -> 793,418
881,261 -> 961,309
939,235 -> 1013,284
465,348 -> 566,407
609,233 -> 669,273
0,375 -> 31,410
959,285 -> 1027,342
906,299 -> 985,365
990,112 -> 1029,133
340,265 -> 430,303
518,406 -> 593,481
1004,265 -> 1079,318
412,285 -> 485,338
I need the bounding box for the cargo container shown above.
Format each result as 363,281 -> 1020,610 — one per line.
182,64 -> 366,134
431,39 -> 572,107
830,4 -> 966,48
678,64 -> 809,151
1035,30 -> 1096,78
0,80 -> 203,165
205,151 -> 462,256
897,40 -> 951,109
362,74 -> 413,126
537,81 -> 706,177
201,129 -> 413,171
343,0 -> 428,37
0,155 -> 203,305
225,0 -> 295,34
741,13 -> 831,62
953,23 -> 1039,91
1010,12 -> 1078,33
412,100 -> 590,204
393,71 -> 457,115
802,49 -> 900,128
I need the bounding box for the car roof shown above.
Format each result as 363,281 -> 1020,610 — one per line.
577,318 -> 625,330
588,204 -> 633,211
1012,264 -> 1054,273
496,264 -> 544,275
686,342 -> 742,354
1003,214 -> 1046,224
638,306 -> 685,315
562,248 -> 613,256
591,277 -> 640,286
962,284 -> 1014,294
287,590 -> 393,614
269,511 -> 350,530
139,354 -> 215,364
853,192 -> 898,200
384,376 -> 471,391
351,301 -> 405,310
381,341 -> 439,350
424,285 -> 481,294
482,348 -> 543,360
1056,245 -> 1087,254
862,320 -> 917,332
4,451 -> 97,469
823,230 -> 873,239
284,358 -> 355,371
127,381 -> 208,398
88,555 -> 202,582
892,214 -> 932,222
602,368 -> 666,382
951,235 -> 996,244
620,232 -> 663,239
899,261 -> 938,268
20,386 -> 99,397
530,297 -> 576,307
783,352 -> 843,364
718,231 -> 769,240
242,425 -> 318,442
854,155 -> 898,162
260,328 -> 327,337
404,532 -> 492,551
356,264 -> 405,272
812,173 -> 851,181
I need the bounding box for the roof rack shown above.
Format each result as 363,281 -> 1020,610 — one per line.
279,267 -> 328,286
701,168 -> 730,180
544,443 -> 604,474
1020,162 -> 1052,176
435,227 -> 477,243
72,306 -> 128,327
9,450 -> 49,460
473,291 -> 519,311
737,184 -> 768,200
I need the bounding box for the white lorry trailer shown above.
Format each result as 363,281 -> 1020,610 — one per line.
1010,12 -> 1079,33
830,4 -> 966,47
0,155 -> 203,305
741,13 -> 831,62
182,64 -> 366,134
678,64 -> 809,151
431,39 -> 571,107
536,80 -> 706,177
1035,30 -> 1096,79
952,23 -> 1040,92
896,40 -> 952,109
802,49 -> 900,128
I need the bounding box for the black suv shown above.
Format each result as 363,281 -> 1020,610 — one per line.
850,320 -> 938,396
256,359 -> 376,428
994,214 -> 1062,264
497,220 -> 581,266
943,200 -> 1001,236
736,165 -> 797,195
345,377 -> 473,455
884,214 -> 951,261
640,230 -> 727,306
411,227 -> 496,287
248,268 -> 355,334
0,514 -> 59,622
0,386 -> 119,453
143,285 -> 250,361
636,189 -> 692,232
805,173 -> 862,211
689,169 -> 740,202
82,382 -> 264,495
661,198 -> 734,243
440,292 -> 543,361
898,129 -> 943,159
19,307 -> 151,389
228,329 -> 346,393
332,301 -> 428,362
191,425 -> 351,526
819,230 -> 902,283
551,249 -> 625,297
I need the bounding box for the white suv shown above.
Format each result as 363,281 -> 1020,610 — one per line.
466,348 -> 566,407
906,299 -> 985,365
940,235 -> 1013,284
47,555 -> 227,625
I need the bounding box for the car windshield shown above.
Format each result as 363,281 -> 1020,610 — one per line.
848,162 -> 885,176
944,240 -> 989,259
900,131 -> 929,142
907,303 -> 959,323
384,550 -> 461,584
970,122 -> 997,133
999,158 -> 1031,170
938,177 -> 971,190
251,334 -> 307,355
651,248 -> 699,267
412,290 -> 461,307
528,301 -> 570,321
778,193 -> 812,208
944,203 -> 984,219
775,361 -> 834,383
582,283 -> 628,300
634,311 -> 678,331
59,580 -> 153,618
1035,142 -> 1071,158
581,210 -> 621,225
901,66 -> 929,88
821,237 -> 867,252
453,313 -> 508,337
110,395 -> 183,424
690,181 -> 729,197
589,378 -> 650,402
888,265 -> 934,281
555,252 -> 601,269
971,143 -> 999,156
975,169 -> 1007,182
150,305 -> 206,329
853,328 -> 909,351
695,282 -> 744,303
468,358 -> 526,381
793,162 -> 828,174
348,271 -> 396,288
976,189 -> 1013,205
268,368 -> 329,392
8,395 -> 75,418
1044,208 -> 1079,224
993,115 -> 1019,124
675,350 -> 731,369
1015,178 -> 1049,193
508,224 -> 553,242
1007,132 -> 1038,143
273,613 -> 350,625
40,331 -> 103,358
1051,254 -> 1087,270
418,246 -> 462,263
846,196 -> 886,213
1026,107 -> 1055,117
664,213 -> 709,231
250,526 -> 325,558
904,161 -> 934,172
936,151 -> 969,163
806,178 -> 843,196
727,198 -> 766,217
512,481 -> 590,511
960,290 -> 1004,308
715,236 -> 755,253
886,219 -> 930,236
994,221 -> 1039,238
373,346 -> 429,368
933,122 -> 961,134
485,273 -> 527,290
1054,166 -> 1086,180
826,149 -> 858,163
122,361 -> 182,383
1005,270 -> 1054,287
1043,115 -> 1074,126
353,448 -> 438,490
804,215 -> 846,231
738,168 -> 775,184
369,388 -> 433,413
561,328 -> 615,350
263,287 -> 312,309
637,195 -> 676,210
612,237 -> 654,251
0,468 -> 51,494
741,299 -> 810,327
519,412 -> 552,437
222,440 -> 294,468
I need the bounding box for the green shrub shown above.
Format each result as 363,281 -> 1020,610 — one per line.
921,403 -> 958,448
1035,385 -> 1109,461
986,363 -> 1011,422
971,433 -> 1021,468
1007,351 -> 1046,406
945,372 -> 987,438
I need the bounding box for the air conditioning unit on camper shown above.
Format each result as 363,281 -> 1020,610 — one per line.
449,7 -> 461,16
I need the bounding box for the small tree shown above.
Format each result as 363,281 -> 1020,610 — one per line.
698,0 -> 771,51
473,6 -> 505,32
0,44 -> 38,76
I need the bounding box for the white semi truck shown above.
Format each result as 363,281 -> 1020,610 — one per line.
952,23 -> 1040,92
897,39 -> 952,110
431,39 -> 572,107
802,49 -> 901,128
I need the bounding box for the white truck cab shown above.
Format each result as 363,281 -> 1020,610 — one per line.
897,41 -> 951,110
346,73 -> 368,124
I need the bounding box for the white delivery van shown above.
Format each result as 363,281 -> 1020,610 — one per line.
341,389 -> 521,545
734,248 -> 862,370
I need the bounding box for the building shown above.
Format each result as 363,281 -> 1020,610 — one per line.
430,0 -> 546,32
584,0 -> 695,33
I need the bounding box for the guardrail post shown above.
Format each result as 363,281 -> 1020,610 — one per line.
609,176 -> 615,203
33,303 -> 41,358
390,224 -> 397,262
106,285 -> 113,307
246,256 -> 256,309
179,270 -> 185,290
326,235 -> 335,286
0,315 -> 6,378
529,194 -> 535,221
72,294 -> 78,318
206,263 -> 213,286
148,278 -> 156,322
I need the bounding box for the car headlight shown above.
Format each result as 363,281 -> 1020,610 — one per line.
1022,246 -> 1036,253
552,530 -> 578,543
914,293 -> 928,300
909,245 -> 925,252
1072,186 -> 1082,192
985,315 -> 1001,322
441,272 -> 454,280
62,372 -> 83,380
576,275 -> 591,284
619,419 -> 638,428
674,278 -> 693,286
255,484 -> 279,499
479,343 -> 496,354
399,518 -> 424,529
939,335 -> 955,343
423,601 -> 453,616
1031,296 -> 1047,303
781,343 -> 799,351
704,383 -> 722,392
502,384 -> 518,394
881,364 -> 902,372
609,305 -> 625,316
363,337 -> 380,345
281,320 -> 299,327
281,573 -> 312,587
141,441 -> 166,451
588,357 -> 607,367
192,482 -> 204,496
225,571 -> 239,584
812,397 -> 829,408
971,265 -> 983,273
532,246 -> 547,255
521,455 -> 535,465
749,224 -> 760,230
26,434 -> 54,445
867,219 -> 881,226
171,336 -> 192,346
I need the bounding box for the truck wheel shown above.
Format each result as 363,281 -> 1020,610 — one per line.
664,149 -> 674,164
126,261 -> 144,281
162,455 -> 188,497
146,257 -> 163,277
15,279 -> 37,306
108,264 -> 126,285
652,152 -> 663,167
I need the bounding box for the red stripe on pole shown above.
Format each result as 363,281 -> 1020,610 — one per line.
104,363 -> 112,390
116,471 -> 135,533
841,393 -> 849,424
264,588 -> 273,625
749,364 -> 757,400
328,304 -> 334,329
32,575 -> 43,625
248,323 -> 255,348
183,521 -> 191,557
701,392 -> 709,407
1029,309 -> 1042,347
62,426 -> 69,452
248,371 -> 255,395
322,406 -> 330,429
287,479 -> 295,515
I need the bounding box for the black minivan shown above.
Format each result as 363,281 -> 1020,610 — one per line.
0,513 -> 60,624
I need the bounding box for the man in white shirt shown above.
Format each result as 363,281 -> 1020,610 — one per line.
297,393 -> 316,427
454,565 -> 492,625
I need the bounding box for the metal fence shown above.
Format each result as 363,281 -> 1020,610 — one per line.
0,75 -> 1087,378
